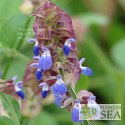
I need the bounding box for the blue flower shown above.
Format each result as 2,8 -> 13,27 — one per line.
36,68 -> 43,81
63,38 -> 76,56
39,82 -> 49,98
54,94 -> 64,106
87,96 -> 101,119
71,99 -> 83,123
42,85 -> 49,98
81,67 -> 93,76
53,75 -> 67,95
33,45 -> 39,56
37,47 -> 52,71
27,39 -> 39,56
30,63 -> 43,81
79,58 -> 93,76
14,81 -> 24,99
31,47 -> 52,81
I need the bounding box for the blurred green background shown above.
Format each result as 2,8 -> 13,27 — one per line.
0,0 -> 125,125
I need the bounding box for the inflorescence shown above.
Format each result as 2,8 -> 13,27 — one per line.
27,1 -> 100,123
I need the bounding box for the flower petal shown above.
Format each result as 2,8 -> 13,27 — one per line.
36,69 -> 43,81
63,44 -> 70,56
12,75 -> 18,83
30,63 -> 38,67
39,82 -> 48,88
33,56 -> 40,60
42,86 -> 49,98
54,94 -> 64,106
41,47 -> 48,51
38,56 -> 52,70
88,96 -> 96,101
71,99 -> 82,122
27,39 -> 36,43
52,82 -> 67,95
68,38 -> 76,43
15,85 -> 24,99
81,67 -> 93,76
59,83 -> 67,95
71,107 -> 79,123
16,81 -> 23,85
33,46 -> 39,56
79,58 -> 85,65
88,100 -> 101,119
52,83 -> 59,95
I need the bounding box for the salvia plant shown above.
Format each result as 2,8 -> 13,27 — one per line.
0,1 -> 101,125
26,1 -> 101,124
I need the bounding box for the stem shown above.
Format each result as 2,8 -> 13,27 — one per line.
0,93 -> 20,125
67,84 -> 77,100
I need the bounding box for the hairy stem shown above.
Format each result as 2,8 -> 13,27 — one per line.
67,84 -> 77,100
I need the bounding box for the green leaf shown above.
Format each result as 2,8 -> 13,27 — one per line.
27,111 -> 58,125
79,13 -> 109,26
0,116 -> 13,125
0,13 -> 28,48
110,38 -> 125,69
2,57 -> 28,81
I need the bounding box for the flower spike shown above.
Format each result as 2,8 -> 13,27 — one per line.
63,38 -> 76,56
52,75 -> 67,95
25,1 -> 98,122
37,47 -> 52,71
